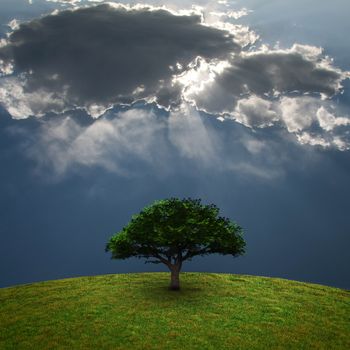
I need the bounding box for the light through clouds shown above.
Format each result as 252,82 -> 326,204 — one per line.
0,1 -> 349,154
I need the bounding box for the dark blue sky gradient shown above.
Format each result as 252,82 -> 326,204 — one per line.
1,107 -> 349,289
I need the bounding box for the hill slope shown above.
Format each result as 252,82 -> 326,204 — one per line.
0,273 -> 349,349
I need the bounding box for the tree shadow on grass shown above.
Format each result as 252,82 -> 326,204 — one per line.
136,280 -> 210,307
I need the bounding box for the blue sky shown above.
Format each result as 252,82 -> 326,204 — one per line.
0,0 -> 349,289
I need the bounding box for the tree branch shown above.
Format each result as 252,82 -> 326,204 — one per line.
183,246 -> 210,260
153,253 -> 172,268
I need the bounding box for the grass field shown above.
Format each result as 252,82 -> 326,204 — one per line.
0,273 -> 349,349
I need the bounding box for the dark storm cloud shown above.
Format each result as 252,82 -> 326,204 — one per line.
181,45 -> 350,149
0,3 -> 349,150
225,50 -> 341,95
188,45 -> 346,115
0,4 -> 238,116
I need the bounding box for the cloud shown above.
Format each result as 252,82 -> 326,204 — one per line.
233,95 -> 278,128
0,76 -> 66,119
232,95 -> 350,151
7,19 -> 19,31
0,3 -> 238,118
0,3 -> 349,151
316,106 -> 350,132
184,44 -> 347,115
22,106 -> 219,177
279,96 -> 316,133
24,108 -> 168,177
178,44 -> 349,150
278,97 -> 350,150
9,103 -> 291,181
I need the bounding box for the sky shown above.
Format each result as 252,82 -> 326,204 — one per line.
0,0 -> 349,289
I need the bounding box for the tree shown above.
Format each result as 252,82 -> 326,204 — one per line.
106,198 -> 245,290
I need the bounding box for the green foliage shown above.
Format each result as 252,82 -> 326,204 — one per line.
106,198 -> 245,265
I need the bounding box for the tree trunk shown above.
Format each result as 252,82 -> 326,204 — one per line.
169,265 -> 181,291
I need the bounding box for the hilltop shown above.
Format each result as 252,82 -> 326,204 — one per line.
0,273 -> 349,349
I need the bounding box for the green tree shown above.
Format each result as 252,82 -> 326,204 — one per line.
106,198 -> 245,290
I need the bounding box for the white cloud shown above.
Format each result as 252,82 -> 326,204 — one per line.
241,138 -> 266,155
208,22 -> 259,47
332,137 -> 349,151
316,106 -> 350,132
8,19 -> 20,31
290,44 -> 323,61
27,109 -> 167,176
229,24 -> 259,48
0,39 -> 7,48
296,132 -> 331,148
279,97 -> 316,133
0,77 -> 67,119
210,8 -> 251,19
226,9 -> 251,19
233,95 -> 279,128
0,59 -> 13,76
233,96 -> 350,151
85,104 -> 113,119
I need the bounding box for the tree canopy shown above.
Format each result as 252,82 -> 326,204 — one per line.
106,198 -> 245,290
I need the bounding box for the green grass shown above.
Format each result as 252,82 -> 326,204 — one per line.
0,273 -> 349,349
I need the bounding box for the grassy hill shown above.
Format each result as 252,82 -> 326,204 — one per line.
0,273 -> 349,349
